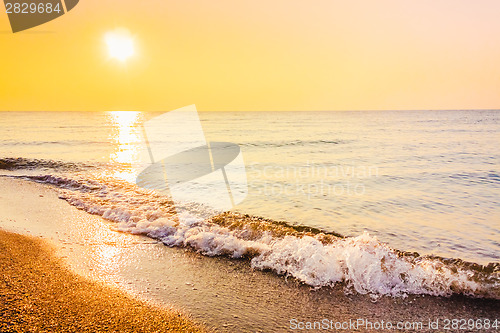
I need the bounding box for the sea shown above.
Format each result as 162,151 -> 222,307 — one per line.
1,110 -> 499,299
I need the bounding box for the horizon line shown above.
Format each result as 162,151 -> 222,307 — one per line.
1,109 -> 500,112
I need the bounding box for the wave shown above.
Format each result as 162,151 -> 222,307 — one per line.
0,140 -> 109,147
12,173 -> 500,300
0,157 -> 96,172
242,139 -> 346,148
449,171 -> 500,185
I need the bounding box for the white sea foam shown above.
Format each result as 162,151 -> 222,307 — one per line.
25,174 -> 500,299
251,233 -> 487,297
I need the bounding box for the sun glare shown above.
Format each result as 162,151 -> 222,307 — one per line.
104,29 -> 135,62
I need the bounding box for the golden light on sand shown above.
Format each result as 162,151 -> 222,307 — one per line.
104,29 -> 135,62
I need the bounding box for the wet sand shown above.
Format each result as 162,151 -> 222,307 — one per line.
0,228 -> 206,332
0,176 -> 499,332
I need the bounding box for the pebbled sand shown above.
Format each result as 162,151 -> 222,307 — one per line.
0,229 -> 207,333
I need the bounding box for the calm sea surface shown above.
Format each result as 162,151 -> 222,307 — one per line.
1,110 -> 499,264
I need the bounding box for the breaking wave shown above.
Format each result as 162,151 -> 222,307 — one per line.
11,173 -> 500,300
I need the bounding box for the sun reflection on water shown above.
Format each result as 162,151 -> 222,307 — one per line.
108,111 -> 142,182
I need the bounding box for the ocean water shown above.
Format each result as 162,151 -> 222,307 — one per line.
1,110 -> 499,298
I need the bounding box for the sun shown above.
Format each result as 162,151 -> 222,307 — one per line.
104,28 -> 135,62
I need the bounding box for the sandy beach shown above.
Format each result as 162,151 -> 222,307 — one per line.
0,228 -> 206,333
0,176 -> 499,332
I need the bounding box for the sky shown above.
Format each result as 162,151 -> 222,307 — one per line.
1,0 -> 500,111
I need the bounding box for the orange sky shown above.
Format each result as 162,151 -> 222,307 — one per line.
1,0 -> 500,111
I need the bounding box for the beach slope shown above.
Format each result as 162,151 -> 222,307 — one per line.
0,229 -> 206,333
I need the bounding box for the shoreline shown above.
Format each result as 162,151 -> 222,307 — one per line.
1,176 -> 499,332
0,229 -> 206,333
